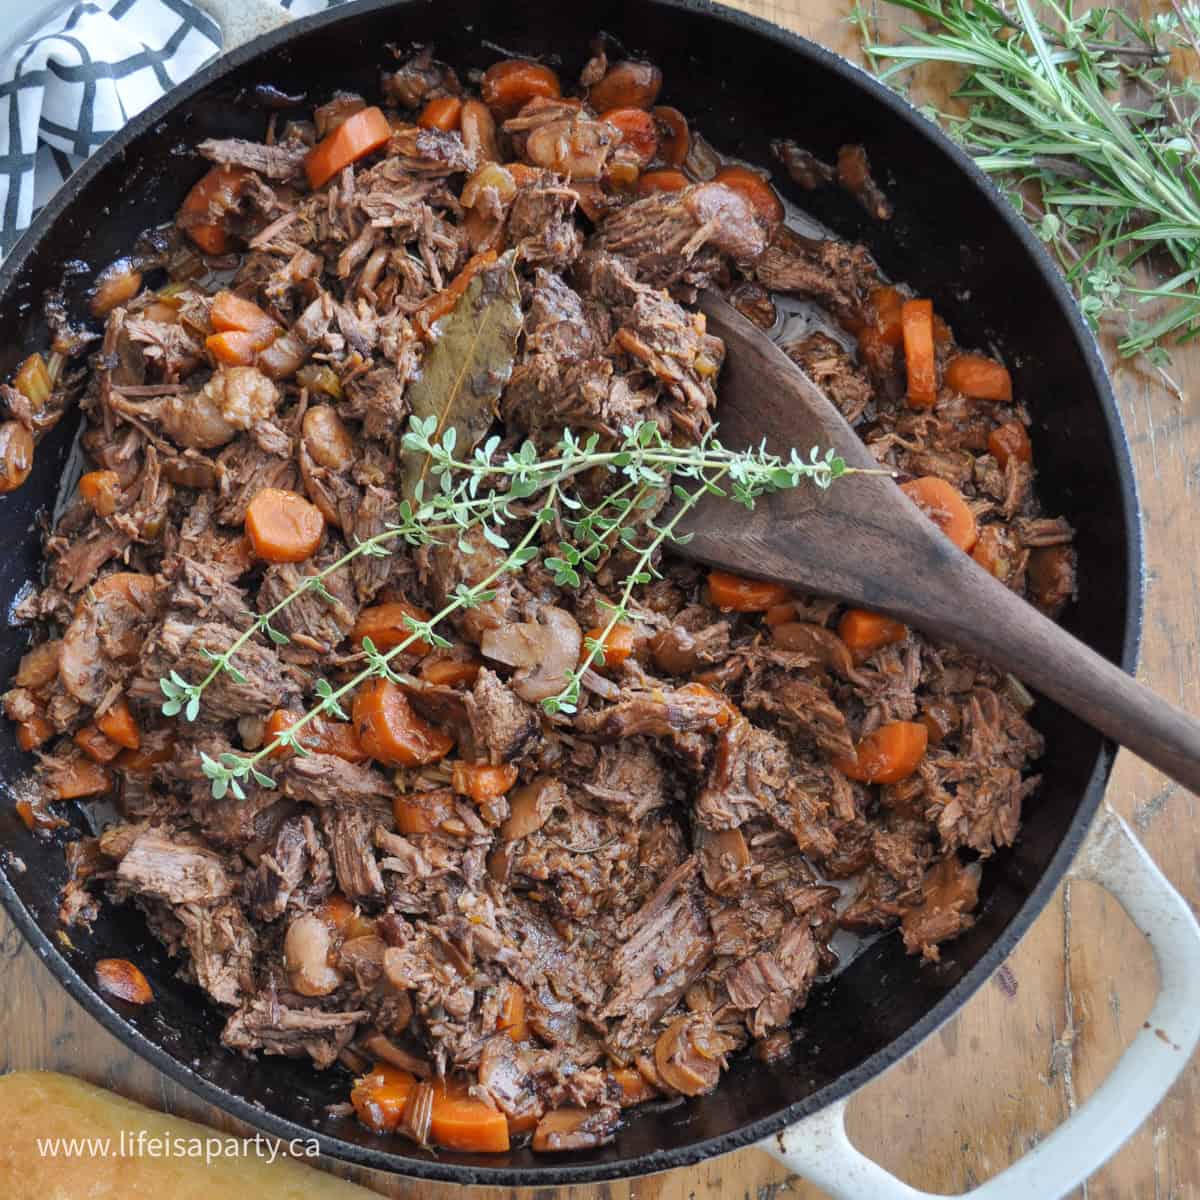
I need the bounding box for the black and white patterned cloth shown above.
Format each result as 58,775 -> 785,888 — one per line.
0,0 -> 344,259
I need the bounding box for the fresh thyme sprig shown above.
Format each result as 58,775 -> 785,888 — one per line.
176,416 -> 856,798
196,488 -> 556,800
851,0 -> 1200,367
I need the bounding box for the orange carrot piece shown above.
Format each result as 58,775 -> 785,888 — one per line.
713,166 -> 784,225
637,169 -> 689,195
708,569 -> 790,612
352,602 -> 435,656
612,1066 -> 657,1105
763,602 -> 797,627
205,330 -> 261,367
901,298 -> 937,408
351,1065 -> 418,1134
900,476 -> 978,553
584,622 -> 635,669
16,714 -> 54,753
353,678 -> 454,768
393,788 -> 457,835
429,1080 -> 511,1153
832,720 -> 928,785
179,165 -> 250,254
95,958 -> 154,1004
987,420 -> 1032,469
50,753 -> 111,799
415,249 -> 498,336
451,761 -> 519,803
498,980 -> 529,1042
869,285 -> 904,346
78,469 -> 122,518
306,106 -> 392,189
946,353 -> 1013,403
651,106 -> 689,166
97,695 -> 140,750
244,488 -> 325,563
418,96 -> 463,131
210,290 -> 280,347
480,59 -> 561,118
264,709 -> 367,763
74,724 -> 122,764
838,609 -> 907,662
319,893 -> 376,940
600,107 -> 658,165
420,656 -> 482,687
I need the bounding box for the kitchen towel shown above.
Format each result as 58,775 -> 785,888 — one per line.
0,0 -> 346,260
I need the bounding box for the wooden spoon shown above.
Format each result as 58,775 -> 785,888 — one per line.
675,292 -> 1200,794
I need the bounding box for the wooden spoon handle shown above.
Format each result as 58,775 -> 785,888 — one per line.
896,553 -> 1200,794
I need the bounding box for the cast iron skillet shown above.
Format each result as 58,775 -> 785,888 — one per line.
0,0 -> 1141,1186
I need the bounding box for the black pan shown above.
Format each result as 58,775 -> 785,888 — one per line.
0,0 -> 1141,1187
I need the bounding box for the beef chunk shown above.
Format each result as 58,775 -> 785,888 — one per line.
901,857 -> 981,962
464,669 -> 540,764
177,900 -> 257,1006
723,920 -> 820,1038
282,753 -> 393,809
257,552 -> 358,656
782,332 -> 874,426
755,225 -> 878,322
575,679 -> 729,741
508,182 -> 584,269
114,831 -> 233,904
323,806 -> 386,900
247,815 -> 331,921
222,997 -> 367,1068
199,136 -> 308,182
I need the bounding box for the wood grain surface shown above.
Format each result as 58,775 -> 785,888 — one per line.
2,3 -> 1198,1198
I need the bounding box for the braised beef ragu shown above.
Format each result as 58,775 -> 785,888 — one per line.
2,39 -> 1075,1156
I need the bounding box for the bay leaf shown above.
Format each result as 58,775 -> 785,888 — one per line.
401,250 -> 522,501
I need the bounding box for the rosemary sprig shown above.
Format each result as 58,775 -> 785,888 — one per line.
852,0 -> 1200,367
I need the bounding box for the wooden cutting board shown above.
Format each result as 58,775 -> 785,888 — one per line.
2,2 -> 1198,1197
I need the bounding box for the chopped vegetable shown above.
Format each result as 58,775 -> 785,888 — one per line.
497,980 -> 528,1041
763,602 -> 797,627
707,569 -> 790,612
0,421 -> 34,493
352,601 -> 435,655
47,752 -> 111,800
414,248 -> 499,336
712,166 -> 784,225
418,96 -> 463,131
988,420 -> 1032,469
14,352 -> 52,408
79,470 -> 122,517
264,709 -> 366,763
589,59 -> 662,111
74,724 -> 122,763
901,298 -> 936,408
611,1066 -> 657,1105
352,678 -> 454,767
428,1079 -> 511,1153
584,622 -> 635,669
900,476 -> 978,553
244,488 -> 325,563
301,404 -> 354,470
179,165 -> 250,254
16,715 -> 54,752
600,107 -> 658,166
420,656 -> 481,687
96,696 -> 140,750
451,761 -> 519,803
305,106 -> 392,188
205,330 -> 261,367
15,640 -> 60,689
90,261 -> 143,318
318,893 -> 376,940
480,59 -> 561,118
637,168 -> 689,195
869,285 -> 904,345
838,609 -> 907,662
95,958 -> 154,1005
460,99 -> 500,163
210,291 -> 280,348
393,788 -> 457,835
832,720 -> 928,784
116,732 -> 176,775
651,105 -> 689,166
351,1065 -> 418,1133
945,353 -> 1012,403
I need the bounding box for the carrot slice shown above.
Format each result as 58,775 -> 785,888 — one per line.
206,330 -> 262,367
306,106 -> 392,189
480,60 -> 561,118
651,106 -> 689,166
637,169 -> 689,195
415,249 -> 498,336
987,420 -> 1032,469
832,720 -> 928,785
244,488 -> 325,563
420,656 -> 482,687
901,298 -> 937,408
97,695 -> 140,750
74,724 -> 122,764
116,732 -> 176,775
352,602 -> 435,656
16,714 -> 54,753
763,602 -> 797,627
418,96 -> 463,131
600,107 -> 658,166
49,753 -> 111,799
393,788 -> 457,835
713,166 -> 784,225
584,622 -> 635,669
179,165 -> 250,254
78,469 -> 122,518
264,709 -> 367,763
838,609 -> 907,662
498,980 -> 528,1041
351,1065 -> 418,1134
869,285 -> 904,346
451,761 -> 519,803
900,476 -> 978,553
319,893 -> 376,940
89,571 -> 158,608
210,290 -> 280,347
353,678 -> 454,768
429,1080 -> 511,1153
612,1066 -> 657,1105
95,958 -> 154,1005
708,569 -> 790,612
946,353 -> 1013,403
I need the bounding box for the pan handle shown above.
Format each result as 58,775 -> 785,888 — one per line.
763,806 -> 1200,1199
